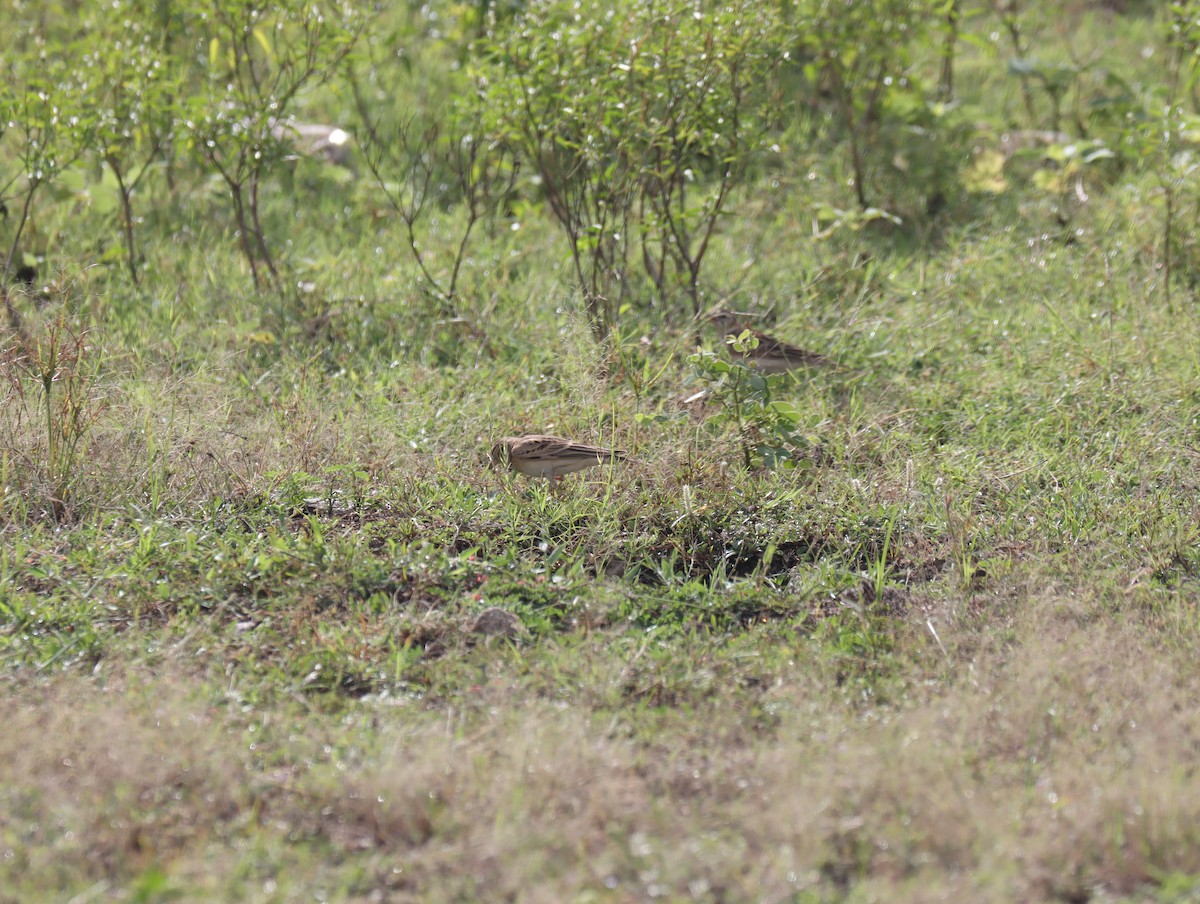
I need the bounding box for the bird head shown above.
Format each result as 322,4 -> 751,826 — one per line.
488,439 -> 511,469
706,309 -> 740,335
707,308 -> 759,339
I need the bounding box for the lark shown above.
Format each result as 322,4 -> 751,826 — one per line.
490,434 -> 628,480
708,309 -> 829,374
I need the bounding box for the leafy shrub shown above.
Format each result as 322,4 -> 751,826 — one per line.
0,57 -> 97,333
476,0 -> 787,334
178,0 -> 362,292
690,332 -> 819,470
785,0 -> 973,220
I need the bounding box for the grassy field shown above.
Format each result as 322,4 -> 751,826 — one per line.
5,1 -> 1200,901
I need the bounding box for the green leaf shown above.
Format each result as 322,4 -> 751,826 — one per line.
253,27 -> 273,60
769,400 -> 801,423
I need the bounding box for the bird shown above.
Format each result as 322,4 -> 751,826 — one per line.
707,309 -> 829,374
489,434 -> 628,479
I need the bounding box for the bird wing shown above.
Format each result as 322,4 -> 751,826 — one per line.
752,331 -> 828,366
509,435 -> 626,463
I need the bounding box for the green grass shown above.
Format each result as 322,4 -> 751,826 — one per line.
5,1 -> 1200,900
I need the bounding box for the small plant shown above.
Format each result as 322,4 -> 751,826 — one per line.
866,506 -> 898,603
690,331 -> 816,470
8,316 -> 102,522
943,493 -> 998,591
320,463 -> 370,515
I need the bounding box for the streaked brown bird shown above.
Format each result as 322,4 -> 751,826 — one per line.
707,309 -> 829,374
489,434 -> 628,480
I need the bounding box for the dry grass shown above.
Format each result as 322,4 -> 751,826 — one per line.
4,581 -> 1198,902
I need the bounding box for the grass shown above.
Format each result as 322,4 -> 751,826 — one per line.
5,1 -> 1200,901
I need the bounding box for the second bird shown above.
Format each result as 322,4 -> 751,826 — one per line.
708,309 -> 829,374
